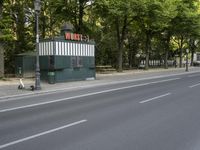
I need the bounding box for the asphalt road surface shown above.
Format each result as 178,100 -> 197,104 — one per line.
0,71 -> 200,150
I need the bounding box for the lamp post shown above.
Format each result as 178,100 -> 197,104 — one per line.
186,49 -> 189,72
34,0 -> 41,90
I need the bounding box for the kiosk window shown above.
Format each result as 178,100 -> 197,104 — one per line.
71,56 -> 83,68
49,56 -> 54,70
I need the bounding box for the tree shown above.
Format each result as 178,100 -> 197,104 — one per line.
171,0 -> 200,68
0,0 -> 4,77
0,0 -> 200,75
95,0 -> 144,71
136,0 -> 178,70
40,0 -> 64,38
0,0 -> 14,74
0,0 -> 35,73
51,0 -> 92,34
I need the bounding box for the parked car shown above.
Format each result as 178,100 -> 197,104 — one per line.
193,61 -> 200,66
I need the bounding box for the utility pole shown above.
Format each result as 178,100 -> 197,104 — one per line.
34,0 -> 41,90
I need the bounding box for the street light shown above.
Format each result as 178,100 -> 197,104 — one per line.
186,49 -> 189,72
34,0 -> 41,90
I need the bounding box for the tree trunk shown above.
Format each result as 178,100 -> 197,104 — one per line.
116,18 -> 123,72
49,10 -> 54,38
164,34 -> 170,69
78,0 -> 84,33
0,0 -> 2,17
164,49 -> 168,69
0,44 -> 4,77
41,9 -> 46,39
179,48 -> 183,68
15,3 -> 26,53
118,44 -> 123,72
145,31 -> 151,70
116,16 -> 127,72
191,51 -> 194,66
190,39 -> 195,66
0,0 -> 4,77
128,48 -> 134,69
179,36 -> 184,68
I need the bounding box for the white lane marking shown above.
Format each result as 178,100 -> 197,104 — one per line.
0,120 -> 87,149
0,78 -> 180,113
189,83 -> 200,88
139,93 -> 171,104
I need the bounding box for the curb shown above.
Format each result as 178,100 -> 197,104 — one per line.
0,69 -> 200,101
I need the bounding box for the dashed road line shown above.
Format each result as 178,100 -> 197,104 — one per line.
139,93 -> 171,104
189,83 -> 200,88
0,120 -> 87,149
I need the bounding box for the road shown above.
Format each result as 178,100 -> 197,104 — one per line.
0,71 -> 200,150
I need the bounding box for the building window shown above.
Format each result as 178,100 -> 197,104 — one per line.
71,56 -> 83,68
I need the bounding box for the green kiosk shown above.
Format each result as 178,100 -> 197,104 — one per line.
39,26 -> 95,83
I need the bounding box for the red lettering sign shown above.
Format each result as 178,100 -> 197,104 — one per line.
65,33 -> 71,40
65,32 -> 89,42
74,34 -> 81,41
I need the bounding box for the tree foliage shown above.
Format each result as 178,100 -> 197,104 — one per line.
0,0 -> 200,74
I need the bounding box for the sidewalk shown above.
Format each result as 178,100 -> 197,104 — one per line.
0,67 -> 200,99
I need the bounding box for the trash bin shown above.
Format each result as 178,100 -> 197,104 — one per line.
48,72 -> 55,84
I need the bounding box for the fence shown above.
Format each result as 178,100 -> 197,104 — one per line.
139,60 -> 175,68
